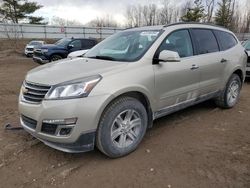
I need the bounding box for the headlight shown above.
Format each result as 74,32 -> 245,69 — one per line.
41,49 -> 48,53
45,75 -> 102,100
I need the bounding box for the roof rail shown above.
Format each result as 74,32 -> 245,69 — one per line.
164,22 -> 227,29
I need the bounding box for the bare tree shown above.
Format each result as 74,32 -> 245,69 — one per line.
87,15 -> 118,27
125,5 -> 144,27
240,1 -> 250,34
1,20 -> 21,50
51,16 -> 82,26
204,0 -> 215,22
244,10 -> 250,33
180,0 -> 193,19
158,0 -> 181,24
158,0 -> 173,24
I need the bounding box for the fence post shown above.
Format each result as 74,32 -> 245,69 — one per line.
44,25 -> 47,39
20,24 -> 24,38
100,27 -> 102,39
83,27 -> 85,38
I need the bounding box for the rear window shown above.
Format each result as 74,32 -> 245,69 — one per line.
214,30 -> 238,50
192,29 -> 219,54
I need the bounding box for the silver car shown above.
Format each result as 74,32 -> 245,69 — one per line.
242,39 -> 250,77
19,23 -> 247,158
24,40 -> 45,57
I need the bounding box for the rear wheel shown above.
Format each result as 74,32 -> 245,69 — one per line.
215,74 -> 242,108
50,54 -> 62,62
96,97 -> 148,158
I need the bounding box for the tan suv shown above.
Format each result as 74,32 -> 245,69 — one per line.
19,23 -> 247,158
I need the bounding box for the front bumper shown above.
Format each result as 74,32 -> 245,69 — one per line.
25,49 -> 34,56
19,94 -> 111,153
21,123 -> 96,153
33,56 -> 49,64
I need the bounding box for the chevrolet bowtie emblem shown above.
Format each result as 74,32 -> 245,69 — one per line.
22,86 -> 28,94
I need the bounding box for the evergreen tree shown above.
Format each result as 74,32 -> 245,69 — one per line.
215,0 -> 236,29
0,0 -> 44,24
181,0 -> 205,22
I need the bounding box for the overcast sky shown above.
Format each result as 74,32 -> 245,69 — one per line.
32,0 -> 181,25
32,0 -> 247,25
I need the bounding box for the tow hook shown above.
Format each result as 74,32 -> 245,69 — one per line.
4,123 -> 23,131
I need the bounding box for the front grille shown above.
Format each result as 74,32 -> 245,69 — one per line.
34,49 -> 42,56
41,123 -> 58,135
21,115 -> 37,130
26,48 -> 34,51
22,81 -> 51,103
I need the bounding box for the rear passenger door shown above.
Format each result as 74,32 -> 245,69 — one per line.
82,39 -> 96,50
190,29 -> 225,96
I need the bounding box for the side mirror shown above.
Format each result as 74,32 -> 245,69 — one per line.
68,44 -> 74,49
158,50 -> 180,62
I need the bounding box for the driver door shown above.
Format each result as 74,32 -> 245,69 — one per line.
154,29 -> 200,111
68,39 -> 82,53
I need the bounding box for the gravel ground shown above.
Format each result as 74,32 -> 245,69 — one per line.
0,55 -> 249,188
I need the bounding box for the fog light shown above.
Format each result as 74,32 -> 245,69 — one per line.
59,128 -> 72,136
43,117 -> 77,125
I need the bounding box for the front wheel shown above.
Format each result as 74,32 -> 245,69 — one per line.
96,97 -> 148,158
50,54 -> 62,62
215,74 -> 242,108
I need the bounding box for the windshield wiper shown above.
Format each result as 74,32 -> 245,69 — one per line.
88,55 -> 116,61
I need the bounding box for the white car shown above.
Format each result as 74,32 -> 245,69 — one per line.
25,41 -> 45,57
67,49 -> 89,58
242,40 -> 250,77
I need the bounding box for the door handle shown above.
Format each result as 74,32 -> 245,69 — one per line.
190,64 -> 199,70
221,58 -> 228,63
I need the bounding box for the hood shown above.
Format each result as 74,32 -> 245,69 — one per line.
26,45 -> 35,48
26,58 -> 128,85
41,44 -> 66,50
68,49 -> 89,58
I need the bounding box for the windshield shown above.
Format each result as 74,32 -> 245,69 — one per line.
55,38 -> 72,47
243,40 -> 250,50
85,30 -> 162,62
29,41 -> 42,46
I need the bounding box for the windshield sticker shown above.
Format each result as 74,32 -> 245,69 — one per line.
140,31 -> 159,36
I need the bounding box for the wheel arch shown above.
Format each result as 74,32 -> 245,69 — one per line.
98,90 -> 154,129
49,53 -> 65,60
233,69 -> 244,84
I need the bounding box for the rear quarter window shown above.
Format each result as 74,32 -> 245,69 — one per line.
192,29 -> 219,54
214,30 -> 238,51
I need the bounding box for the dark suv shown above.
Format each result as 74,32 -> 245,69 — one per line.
33,38 -> 97,64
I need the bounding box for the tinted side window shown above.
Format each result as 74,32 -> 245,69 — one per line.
192,29 -> 219,54
83,40 -> 96,48
214,30 -> 238,51
158,30 -> 193,58
70,40 -> 82,48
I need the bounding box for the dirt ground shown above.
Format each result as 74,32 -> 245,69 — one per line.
0,54 -> 249,188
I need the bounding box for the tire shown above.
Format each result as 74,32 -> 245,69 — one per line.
50,54 -> 62,62
96,97 -> 148,158
215,74 -> 242,109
